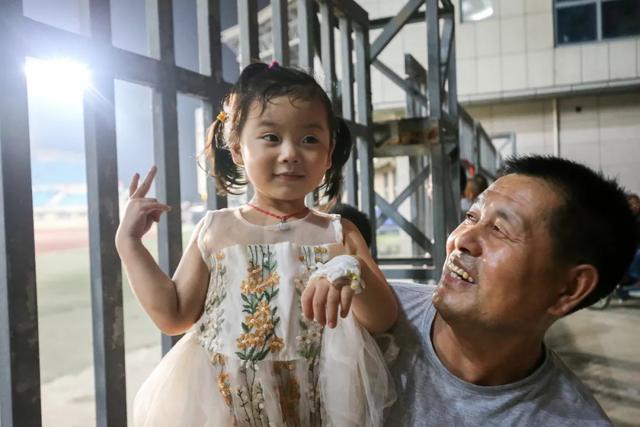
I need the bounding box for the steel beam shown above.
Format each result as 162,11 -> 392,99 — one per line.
0,2 -> 42,426
445,28 -> 458,117
203,0 -> 229,210
297,0 -> 315,70
439,12 -> 453,94
271,0 -> 289,65
84,71 -> 128,427
370,10 -> 425,29
405,53 -> 427,85
370,0 -> 424,62
339,16 -> 358,206
340,17 -> 355,120
354,20 -> 376,257
373,59 -> 428,107
238,0 -> 259,67
82,1 -> 129,426
410,157 -> 427,256
374,193 -> 432,252
376,164 -> 431,227
151,1 -> 184,354
426,0 -> 447,279
319,0 -> 337,103
405,53 -> 427,121
331,0 -> 369,28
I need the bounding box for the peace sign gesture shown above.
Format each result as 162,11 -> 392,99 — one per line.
116,166 -> 171,241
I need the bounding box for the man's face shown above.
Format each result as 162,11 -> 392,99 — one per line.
433,174 -> 566,333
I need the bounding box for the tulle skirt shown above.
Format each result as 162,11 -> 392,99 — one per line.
134,314 -> 395,427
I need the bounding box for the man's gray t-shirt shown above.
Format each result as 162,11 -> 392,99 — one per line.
384,282 -> 611,426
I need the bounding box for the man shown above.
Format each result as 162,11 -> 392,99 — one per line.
461,173 -> 489,212
385,156 -> 636,426
622,193 -> 640,285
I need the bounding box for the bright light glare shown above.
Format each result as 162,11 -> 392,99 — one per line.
468,7 -> 494,21
24,58 -> 91,100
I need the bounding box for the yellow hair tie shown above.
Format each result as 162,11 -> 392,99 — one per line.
216,111 -> 227,122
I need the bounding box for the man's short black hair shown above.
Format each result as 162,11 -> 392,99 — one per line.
330,203 -> 373,248
503,155 -> 637,312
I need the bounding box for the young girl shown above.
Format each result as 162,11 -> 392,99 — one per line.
116,62 -> 398,427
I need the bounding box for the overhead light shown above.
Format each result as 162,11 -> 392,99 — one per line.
24,57 -> 91,100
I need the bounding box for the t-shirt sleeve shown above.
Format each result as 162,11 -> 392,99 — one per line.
389,281 -> 436,325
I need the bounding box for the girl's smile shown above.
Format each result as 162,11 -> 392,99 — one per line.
274,172 -> 305,180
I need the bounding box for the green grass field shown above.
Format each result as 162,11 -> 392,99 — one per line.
36,229 -> 193,384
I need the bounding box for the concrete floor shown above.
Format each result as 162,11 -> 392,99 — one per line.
547,299 -> 640,427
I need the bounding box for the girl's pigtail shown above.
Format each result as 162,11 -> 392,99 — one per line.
323,118 -> 354,200
204,112 -> 246,195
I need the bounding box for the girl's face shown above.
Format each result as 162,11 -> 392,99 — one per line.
230,96 -> 333,204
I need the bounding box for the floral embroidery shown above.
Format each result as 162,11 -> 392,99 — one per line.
196,240 -> 339,426
236,245 -> 282,362
237,364 -> 267,426
217,371 -> 233,406
198,250 -> 228,356
294,245 -> 331,425
273,362 -> 301,426
233,245 -> 283,426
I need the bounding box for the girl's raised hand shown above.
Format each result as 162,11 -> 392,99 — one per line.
301,277 -> 354,329
116,166 -> 171,241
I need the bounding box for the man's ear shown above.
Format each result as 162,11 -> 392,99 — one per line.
548,264 -> 599,316
230,142 -> 244,166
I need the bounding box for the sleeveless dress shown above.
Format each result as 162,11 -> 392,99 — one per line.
134,208 -> 395,427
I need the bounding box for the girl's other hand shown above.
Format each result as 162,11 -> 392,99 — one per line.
301,276 -> 354,328
116,166 -> 171,243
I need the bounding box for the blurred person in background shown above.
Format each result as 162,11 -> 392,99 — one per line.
330,202 -> 373,248
622,193 -> 640,285
461,174 -> 489,212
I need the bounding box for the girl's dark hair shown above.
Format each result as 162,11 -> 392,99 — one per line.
203,62 -> 353,200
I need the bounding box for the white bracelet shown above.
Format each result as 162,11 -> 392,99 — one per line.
309,255 -> 365,294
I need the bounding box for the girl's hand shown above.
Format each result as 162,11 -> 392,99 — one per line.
116,166 -> 171,243
301,276 -> 355,328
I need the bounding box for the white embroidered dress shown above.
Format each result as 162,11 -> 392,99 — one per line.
134,208 -> 395,427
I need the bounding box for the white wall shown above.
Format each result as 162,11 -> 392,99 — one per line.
466,99 -> 556,155
466,92 -> 640,194
356,0 -> 640,105
559,93 -> 640,194
453,0 -> 640,101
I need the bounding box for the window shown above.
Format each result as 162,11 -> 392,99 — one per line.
555,0 -> 640,45
602,0 -> 640,38
461,0 -> 495,23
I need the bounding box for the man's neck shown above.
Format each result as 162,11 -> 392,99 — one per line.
431,314 -> 546,386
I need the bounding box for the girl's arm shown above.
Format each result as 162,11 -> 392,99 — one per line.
301,218 -> 398,333
342,219 -> 398,333
115,167 -> 209,335
117,226 -> 209,336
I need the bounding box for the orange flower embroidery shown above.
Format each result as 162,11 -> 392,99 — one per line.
217,372 -> 233,407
